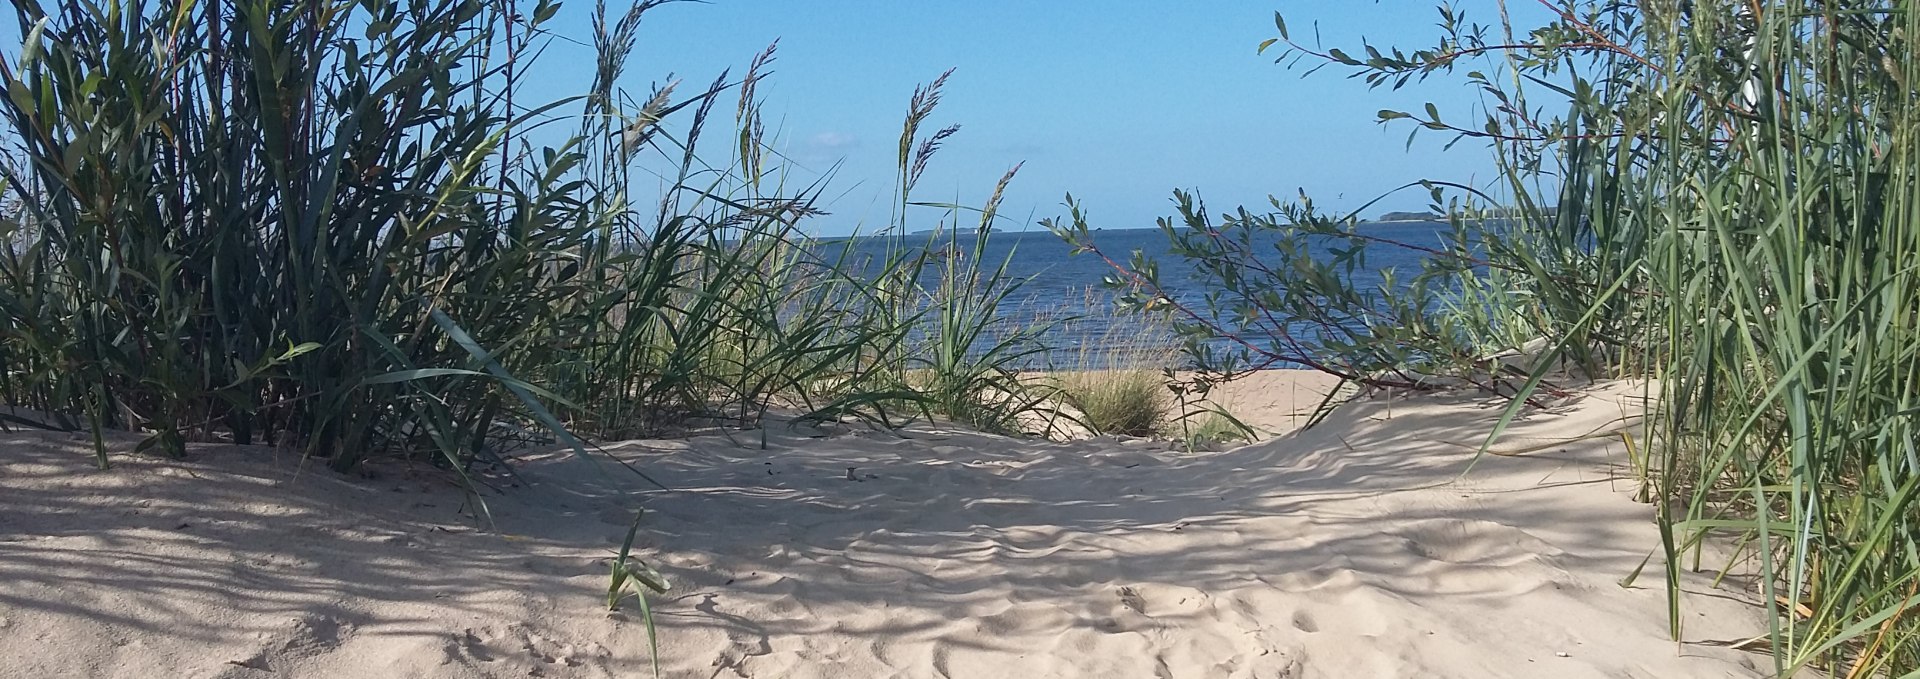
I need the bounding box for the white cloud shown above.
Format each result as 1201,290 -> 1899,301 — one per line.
806,131 -> 861,151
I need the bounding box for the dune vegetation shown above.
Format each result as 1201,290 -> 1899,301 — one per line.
1059,1 -> 1920,675
4,0 -> 1917,676
1041,314 -> 1257,449
0,3 -> 1080,661
0,0 -> 1078,482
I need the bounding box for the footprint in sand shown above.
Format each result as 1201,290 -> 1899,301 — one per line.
224,613 -> 355,675
455,624 -> 597,670
278,613 -> 353,654
1118,586 -> 1148,615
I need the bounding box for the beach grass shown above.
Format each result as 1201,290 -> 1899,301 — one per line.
0,4 -> 1070,671
0,0 -> 1060,474
1469,5 -> 1920,674
1054,367 -> 1168,438
1048,1 -> 1920,674
11,0 -> 1906,675
1046,313 -> 1179,438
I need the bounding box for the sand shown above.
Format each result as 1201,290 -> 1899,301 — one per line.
1202,370 -> 1347,437
0,372 -> 1776,678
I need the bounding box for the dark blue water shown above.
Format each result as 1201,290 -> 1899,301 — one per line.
829,222 -> 1455,366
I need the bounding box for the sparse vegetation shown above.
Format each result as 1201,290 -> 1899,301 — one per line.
1041,311 -> 1259,449
1056,368 -> 1167,438
1048,315 -> 1177,438
1175,409 -> 1253,450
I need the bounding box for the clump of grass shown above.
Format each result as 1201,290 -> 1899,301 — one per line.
861,74 -> 1065,436
1057,368 -> 1168,437
1050,310 -> 1179,437
1038,295 -> 1262,446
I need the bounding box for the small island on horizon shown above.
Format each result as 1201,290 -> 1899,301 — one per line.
908,226 -> 1000,236
1373,210 -> 1444,222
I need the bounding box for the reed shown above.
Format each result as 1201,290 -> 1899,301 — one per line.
1061,1 -> 1920,674
1425,4 -> 1920,673
1623,5 -> 1920,673
0,4 -> 1061,667
0,0 -> 1048,487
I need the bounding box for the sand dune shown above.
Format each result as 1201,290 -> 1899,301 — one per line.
0,375 -> 1774,678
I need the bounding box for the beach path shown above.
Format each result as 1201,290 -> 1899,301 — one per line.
0,377 -> 1771,678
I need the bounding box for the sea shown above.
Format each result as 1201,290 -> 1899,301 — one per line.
831,221 -> 1454,368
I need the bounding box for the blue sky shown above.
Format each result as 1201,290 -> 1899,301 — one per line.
511,1 -> 1555,235
0,2 -> 1545,234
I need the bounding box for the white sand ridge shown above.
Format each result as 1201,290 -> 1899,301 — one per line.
0,376 -> 1774,678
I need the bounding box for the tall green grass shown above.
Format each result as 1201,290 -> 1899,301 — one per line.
1053,0 -> 1917,673
0,0 -> 1055,487
1621,5 -> 1920,673
1431,4 -> 1920,673
1077,1 -> 1920,674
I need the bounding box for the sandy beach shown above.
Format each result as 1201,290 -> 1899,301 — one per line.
7,0 -> 1915,672
0,372 -> 1774,678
